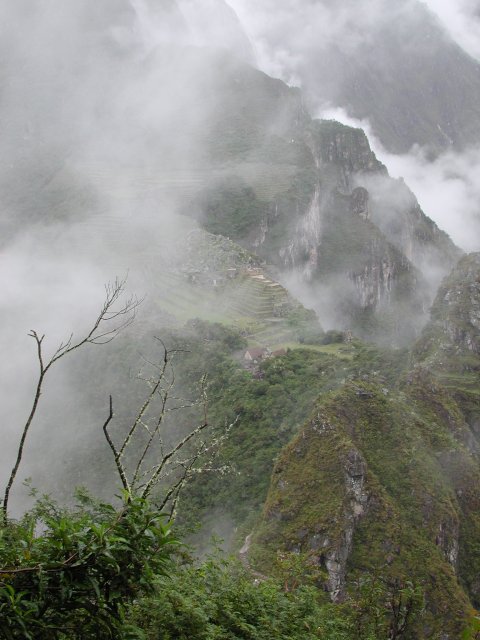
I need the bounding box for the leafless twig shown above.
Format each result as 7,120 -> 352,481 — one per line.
1,277 -> 139,523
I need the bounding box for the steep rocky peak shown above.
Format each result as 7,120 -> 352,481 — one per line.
412,253 -> 480,438
309,119 -> 460,280
310,120 -> 386,190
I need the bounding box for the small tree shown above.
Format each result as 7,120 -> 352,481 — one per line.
1,277 -> 140,523
0,279 -> 232,638
0,493 -> 176,638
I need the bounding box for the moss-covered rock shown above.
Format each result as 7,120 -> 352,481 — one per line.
249,377 -> 479,637
247,255 -> 480,638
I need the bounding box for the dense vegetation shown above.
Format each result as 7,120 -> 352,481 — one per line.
2,253 -> 479,638
0,318 -> 424,639
0,493 -> 175,639
0,493 -> 427,639
128,554 -> 426,640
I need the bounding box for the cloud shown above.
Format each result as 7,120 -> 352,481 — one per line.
422,0 -> 480,59
0,1 -> 251,509
227,0 -> 480,254
318,107 -> 480,253
228,0 -> 403,82
381,144 -> 480,254
128,0 -> 253,61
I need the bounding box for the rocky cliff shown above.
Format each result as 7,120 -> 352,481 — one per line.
194,73 -> 460,342
414,252 -> 480,436
247,254 -> 480,638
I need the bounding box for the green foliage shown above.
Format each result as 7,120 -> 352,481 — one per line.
163,322 -> 416,540
185,318 -> 247,352
0,493 -> 176,639
320,330 -> 345,345
286,306 -> 318,329
178,346 -> 353,532
128,554 -> 425,640
9,309 -> 476,639
462,614 -> 480,640
351,343 -> 410,386
128,555 -> 349,640
250,376 -> 477,637
349,576 -> 424,640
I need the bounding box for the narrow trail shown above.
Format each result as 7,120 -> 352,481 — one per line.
239,533 -> 268,582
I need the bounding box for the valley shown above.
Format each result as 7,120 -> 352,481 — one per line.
1,2 -> 479,638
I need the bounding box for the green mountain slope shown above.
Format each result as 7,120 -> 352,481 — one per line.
244,254 -> 480,638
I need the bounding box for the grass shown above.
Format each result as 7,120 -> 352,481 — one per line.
276,342 -> 355,359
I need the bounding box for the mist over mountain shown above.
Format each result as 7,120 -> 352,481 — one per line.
230,0 -> 480,155
1,3 -> 480,638
230,0 -> 480,251
0,0 -> 473,504
424,0 -> 480,60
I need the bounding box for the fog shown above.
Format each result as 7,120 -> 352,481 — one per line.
383,144 -> 480,253
0,0 -> 249,510
1,0 -> 480,513
320,106 -> 480,253
229,0 -> 409,81
229,0 -> 480,252
423,0 -> 480,59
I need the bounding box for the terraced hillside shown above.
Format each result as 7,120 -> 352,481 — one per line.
146,233 -> 318,350
62,212 -> 319,350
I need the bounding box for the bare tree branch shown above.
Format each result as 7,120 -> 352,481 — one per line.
117,359 -> 168,463
131,358 -> 176,489
1,278 -> 138,523
140,417 -> 209,500
3,278 -> 235,528
2,334 -> 46,524
98,341 -> 236,517
102,396 -> 130,494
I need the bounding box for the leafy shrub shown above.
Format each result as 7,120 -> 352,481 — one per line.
128,556 -> 352,640
0,493 -> 176,639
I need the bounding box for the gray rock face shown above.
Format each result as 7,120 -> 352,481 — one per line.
436,519 -> 460,570
272,119 -> 454,341
350,187 -> 369,221
350,242 -> 411,310
312,121 -> 460,278
325,448 -> 369,602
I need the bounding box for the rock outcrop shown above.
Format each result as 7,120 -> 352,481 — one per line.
419,253 -> 480,356
250,375 -> 480,637
194,83 -> 460,342
246,255 -> 480,637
